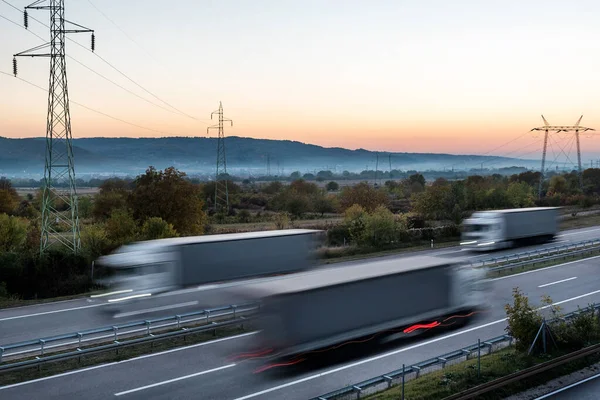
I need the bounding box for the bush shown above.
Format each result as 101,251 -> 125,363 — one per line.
504,287 -> 543,352
140,217 -> 178,240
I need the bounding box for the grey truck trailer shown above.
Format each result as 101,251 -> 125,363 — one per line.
92,229 -> 324,318
460,207 -> 559,252
228,255 -> 489,363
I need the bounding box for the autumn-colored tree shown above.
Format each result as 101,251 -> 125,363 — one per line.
92,178 -> 130,220
129,166 -> 207,235
0,178 -> 20,214
339,182 -> 389,212
0,214 -> 29,252
140,217 -> 178,240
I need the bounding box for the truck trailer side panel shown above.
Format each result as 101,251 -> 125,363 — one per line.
257,264 -> 452,353
178,232 -> 320,286
503,208 -> 558,240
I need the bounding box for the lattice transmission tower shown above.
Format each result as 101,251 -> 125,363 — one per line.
207,102 -> 233,212
13,0 -> 95,255
531,115 -> 594,198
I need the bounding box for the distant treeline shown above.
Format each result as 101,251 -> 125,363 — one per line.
5,166 -> 541,187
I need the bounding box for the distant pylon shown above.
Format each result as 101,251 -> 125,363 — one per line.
531,115 -> 595,198
13,0 -> 95,255
207,102 -> 233,212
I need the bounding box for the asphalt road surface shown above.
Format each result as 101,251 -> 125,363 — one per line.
1,225 -> 599,347
2,249 -> 600,399
535,373 -> 600,399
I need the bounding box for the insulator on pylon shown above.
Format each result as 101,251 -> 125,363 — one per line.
91,33 -> 95,52
13,58 -> 17,77
24,10 -> 28,29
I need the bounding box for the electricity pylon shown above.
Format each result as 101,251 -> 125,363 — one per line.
13,0 -> 95,255
207,102 -> 233,212
531,115 -> 594,198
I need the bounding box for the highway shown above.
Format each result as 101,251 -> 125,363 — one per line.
1,225 -> 599,346
2,249 -> 600,399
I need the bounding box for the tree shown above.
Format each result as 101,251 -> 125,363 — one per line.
105,209 -> 138,245
81,223 -> 111,259
272,212 -> 291,229
548,175 -> 568,196
141,217 -> 178,240
78,196 -> 93,219
361,206 -> 397,248
506,181 -> 535,208
339,182 -> 389,212
92,178 -> 130,220
313,195 -> 336,216
344,204 -> 368,244
129,166 -> 207,235
326,181 -> 339,191
0,214 -> 28,252
0,178 -> 20,214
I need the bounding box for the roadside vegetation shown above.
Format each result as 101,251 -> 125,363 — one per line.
1,166 -> 600,304
367,288 -> 600,400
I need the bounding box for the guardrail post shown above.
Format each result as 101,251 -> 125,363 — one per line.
382,375 -> 393,389
112,326 -> 118,343
176,315 -> 181,330
477,339 -> 481,378
77,333 -> 83,350
401,364 -> 405,400
145,320 -> 151,336
39,339 -> 45,357
0,347 -> 3,363
233,305 -> 237,320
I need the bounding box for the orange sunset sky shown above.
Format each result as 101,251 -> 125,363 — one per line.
2,0 -> 600,161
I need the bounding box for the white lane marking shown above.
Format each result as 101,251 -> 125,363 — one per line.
114,364 -> 236,396
0,332 -> 257,390
113,301 -> 199,318
0,304 -> 106,321
231,289 -> 600,400
538,277 -> 577,288
0,363 -> 118,390
533,372 -> 600,399
490,255 -> 600,281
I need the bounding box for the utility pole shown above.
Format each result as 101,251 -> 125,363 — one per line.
531,115 -> 594,198
266,153 -> 271,177
388,154 -> 392,180
207,101 -> 233,212
14,0 -> 95,255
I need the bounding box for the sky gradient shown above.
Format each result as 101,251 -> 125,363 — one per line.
1,0 -> 600,165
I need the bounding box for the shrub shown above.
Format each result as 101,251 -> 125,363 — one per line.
504,287 -> 543,352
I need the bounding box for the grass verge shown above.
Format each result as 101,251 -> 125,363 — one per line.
0,323 -> 253,386
320,239 -> 460,265
366,347 -> 600,400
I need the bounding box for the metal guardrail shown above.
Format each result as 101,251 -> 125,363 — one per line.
0,317 -> 253,373
443,341 -> 600,400
311,303 -> 600,400
471,238 -> 600,270
0,302 -> 259,366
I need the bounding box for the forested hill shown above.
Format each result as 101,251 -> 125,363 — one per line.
0,136 -> 538,176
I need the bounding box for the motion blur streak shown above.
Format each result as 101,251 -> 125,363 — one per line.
228,348 -> 274,361
254,358 -> 307,374
403,321 -> 441,334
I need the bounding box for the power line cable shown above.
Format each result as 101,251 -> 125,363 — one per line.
0,70 -> 177,136
2,0 -> 203,122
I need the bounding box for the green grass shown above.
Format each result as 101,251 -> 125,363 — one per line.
0,323 -> 251,386
559,213 -> 600,230
366,347 -> 600,400
320,240 -> 460,265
